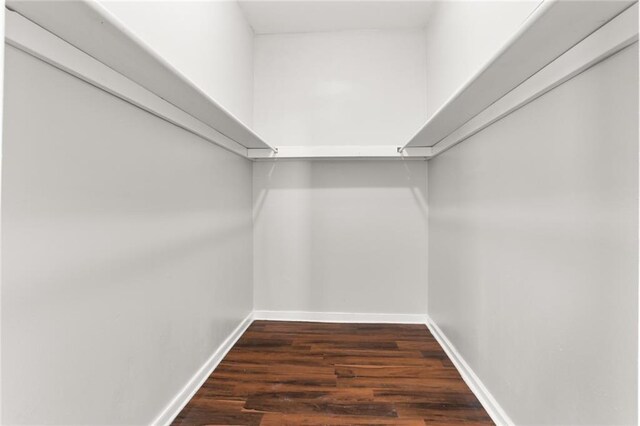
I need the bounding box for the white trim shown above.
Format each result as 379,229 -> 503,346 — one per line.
0,3 -> 5,422
431,2 -> 639,157
403,0 -> 636,151
4,10 -> 249,158
151,312 -> 254,426
252,310 -> 427,324
248,145 -> 431,160
425,316 -> 514,426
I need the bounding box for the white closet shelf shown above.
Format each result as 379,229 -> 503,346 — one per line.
6,0 -> 276,152
248,146 -> 431,160
401,0 -> 636,152
7,0 -> 636,161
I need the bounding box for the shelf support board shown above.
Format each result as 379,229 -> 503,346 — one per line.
401,0 -> 636,152
6,0 -> 276,152
248,146 -> 432,160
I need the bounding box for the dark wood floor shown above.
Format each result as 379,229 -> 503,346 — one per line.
173,321 -> 493,425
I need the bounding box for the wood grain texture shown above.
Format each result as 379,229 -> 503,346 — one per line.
173,321 -> 493,425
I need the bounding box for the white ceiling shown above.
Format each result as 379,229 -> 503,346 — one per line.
238,1 -> 436,35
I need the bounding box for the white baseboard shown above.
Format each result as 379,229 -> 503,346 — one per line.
151,312 -> 254,426
425,316 -> 514,426
252,310 -> 427,324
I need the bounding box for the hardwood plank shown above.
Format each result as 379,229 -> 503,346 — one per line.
172,321 -> 493,425
245,396 -> 398,417
260,413 -> 426,425
336,376 -> 473,391
223,350 -> 326,366
334,365 -> 462,380
395,402 -> 494,424
172,400 -> 263,426
325,355 -> 446,367
217,361 -> 336,377
210,373 -> 337,387
230,384 -> 371,398
303,341 -> 400,350
396,340 -> 444,351
373,389 -> 482,405
311,348 -> 426,359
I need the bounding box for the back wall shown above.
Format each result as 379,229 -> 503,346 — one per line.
253,29 -> 427,148
253,160 -> 428,316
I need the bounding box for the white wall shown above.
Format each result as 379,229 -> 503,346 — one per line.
253,160 -> 428,315
252,29 -> 429,316
428,44 -> 638,425
0,3 -> 5,422
254,29 -> 427,147
101,0 -> 255,125
423,0 -> 540,118
1,46 -> 253,424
